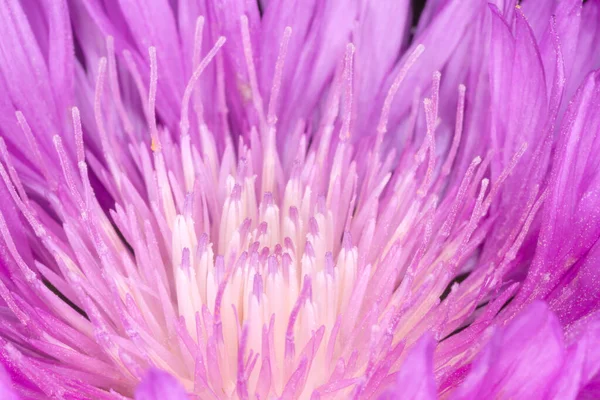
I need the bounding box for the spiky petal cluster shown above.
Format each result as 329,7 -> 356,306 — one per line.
0,0 -> 600,399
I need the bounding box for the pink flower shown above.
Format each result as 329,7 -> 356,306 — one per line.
0,0 -> 599,399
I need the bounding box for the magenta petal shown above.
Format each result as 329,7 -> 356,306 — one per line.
353,0 -> 410,112
567,0 -> 600,100
0,0 -> 599,398
0,364 -> 18,400
379,334 -> 437,400
134,369 -> 188,400
517,70 -> 600,323
548,322 -> 599,398
453,302 -> 564,399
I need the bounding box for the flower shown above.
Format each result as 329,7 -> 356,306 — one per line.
0,0 -> 599,399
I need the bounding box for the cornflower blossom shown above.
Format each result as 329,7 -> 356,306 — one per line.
1,0 -> 600,398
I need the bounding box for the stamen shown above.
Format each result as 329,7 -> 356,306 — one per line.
71,107 -> 85,164
442,84 -> 466,175
340,43 -> 355,141
503,189 -> 548,263
148,47 -> 160,152
192,16 -> 205,123
53,135 -> 84,211
240,15 -> 266,128
0,138 -> 28,202
0,160 -> 46,237
0,209 -> 37,282
192,16 -> 205,69
180,36 -> 226,137
430,70 -> 441,121
15,111 -> 55,188
441,156 -> 482,237
94,57 -> 110,150
106,36 -> 134,135
417,97 -> 437,197
376,44 -> 425,144
267,26 -> 292,126
482,142 -> 528,214
237,324 -> 250,399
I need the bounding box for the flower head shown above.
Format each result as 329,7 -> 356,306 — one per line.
0,0 -> 600,399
